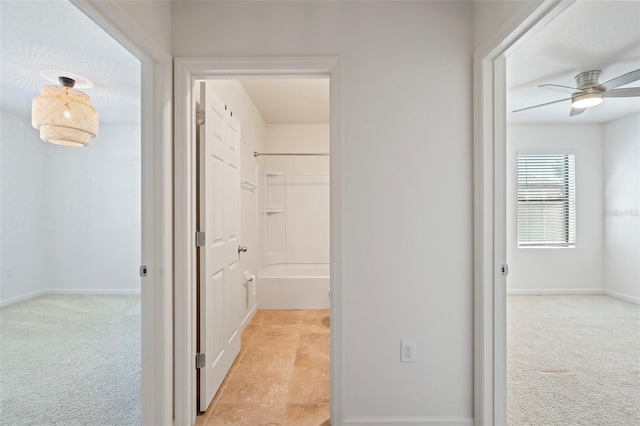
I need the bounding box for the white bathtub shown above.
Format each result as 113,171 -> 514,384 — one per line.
257,264 -> 330,309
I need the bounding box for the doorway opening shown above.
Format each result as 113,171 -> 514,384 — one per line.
174,57 -> 342,426
0,1 -> 142,424
475,0 -> 640,424
1,1 -> 172,424
504,1 -> 640,423
194,77 -> 331,422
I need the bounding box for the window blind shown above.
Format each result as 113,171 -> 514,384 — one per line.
517,154 -> 575,247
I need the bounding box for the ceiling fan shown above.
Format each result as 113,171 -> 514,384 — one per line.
513,68 -> 640,117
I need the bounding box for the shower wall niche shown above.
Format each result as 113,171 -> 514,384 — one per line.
261,170 -> 287,265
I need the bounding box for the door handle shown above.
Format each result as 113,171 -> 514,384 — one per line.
238,246 -> 248,254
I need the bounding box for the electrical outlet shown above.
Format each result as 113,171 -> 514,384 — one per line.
6,268 -> 14,278
401,340 -> 416,363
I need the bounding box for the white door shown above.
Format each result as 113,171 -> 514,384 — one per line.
198,82 -> 242,411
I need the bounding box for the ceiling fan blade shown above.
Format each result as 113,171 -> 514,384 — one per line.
597,69 -> 640,91
603,87 -> 640,98
539,84 -> 580,94
512,97 -> 572,113
570,107 -> 586,117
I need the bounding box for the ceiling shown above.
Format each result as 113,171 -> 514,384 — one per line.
0,0 -> 140,124
507,0 -> 640,124
4,1 -> 634,127
239,79 -> 330,125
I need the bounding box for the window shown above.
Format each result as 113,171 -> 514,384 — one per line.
517,153 -> 575,247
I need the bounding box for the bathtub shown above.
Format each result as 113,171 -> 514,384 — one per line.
257,264 -> 330,309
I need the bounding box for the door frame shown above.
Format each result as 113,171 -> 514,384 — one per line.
174,56 -> 343,426
473,1 -> 576,424
70,2 -> 173,425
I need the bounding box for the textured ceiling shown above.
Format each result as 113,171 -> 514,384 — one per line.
508,0 -> 640,124
240,79 -> 330,125
0,0 -> 140,124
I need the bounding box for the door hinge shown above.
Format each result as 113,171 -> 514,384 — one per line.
140,265 -> 148,277
196,110 -> 205,125
501,264 -> 509,276
195,353 -> 206,369
195,231 -> 205,247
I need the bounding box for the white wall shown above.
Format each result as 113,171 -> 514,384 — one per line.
173,2 -> 473,421
264,124 -> 330,175
0,111 -> 49,304
203,80 -> 267,323
261,124 -> 330,267
603,113 -> 640,303
506,124 -> 604,294
45,124 -> 142,293
284,174 -> 330,264
0,111 -> 141,305
473,0 -> 544,52
112,0 -> 172,54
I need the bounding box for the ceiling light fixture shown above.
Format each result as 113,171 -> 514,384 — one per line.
32,76 -> 98,147
571,90 -> 603,109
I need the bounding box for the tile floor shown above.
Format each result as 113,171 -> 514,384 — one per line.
195,309 -> 331,426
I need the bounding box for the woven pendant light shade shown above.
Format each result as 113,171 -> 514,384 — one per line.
32,84 -> 99,147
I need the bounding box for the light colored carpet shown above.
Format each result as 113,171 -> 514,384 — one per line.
0,295 -> 141,426
508,295 -> 640,425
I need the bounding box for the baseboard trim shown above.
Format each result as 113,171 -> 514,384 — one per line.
0,290 -> 47,308
507,289 -> 603,295
241,304 -> 258,329
1,289 -> 140,307
604,290 -> 640,305
343,417 -> 473,425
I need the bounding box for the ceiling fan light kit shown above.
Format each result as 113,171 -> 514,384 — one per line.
32,76 -> 99,147
572,90 -> 603,109
513,68 -> 640,117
